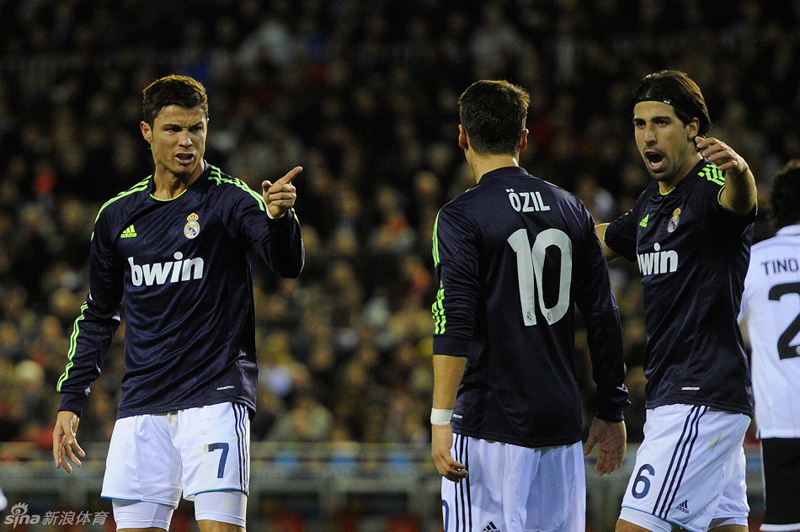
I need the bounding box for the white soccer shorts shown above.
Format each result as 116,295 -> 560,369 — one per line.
102,402 -> 250,526
620,404 -> 750,532
441,434 -> 585,532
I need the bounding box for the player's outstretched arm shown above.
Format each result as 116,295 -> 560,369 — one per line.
262,166 -> 302,219
583,417 -> 626,476
696,136 -> 757,216
53,410 -> 85,473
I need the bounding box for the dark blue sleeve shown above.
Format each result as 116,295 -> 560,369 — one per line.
57,212 -> 123,416
227,184 -> 305,278
431,205 -> 480,357
604,209 -> 638,262
262,209 -> 305,278
573,208 -> 629,421
709,180 -> 757,237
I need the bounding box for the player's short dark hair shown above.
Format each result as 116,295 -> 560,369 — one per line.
632,70 -> 711,136
458,80 -> 530,156
142,75 -> 209,126
769,159 -> 800,229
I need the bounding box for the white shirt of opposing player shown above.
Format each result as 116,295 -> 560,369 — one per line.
739,225 -> 800,438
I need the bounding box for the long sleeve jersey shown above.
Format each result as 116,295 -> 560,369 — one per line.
432,166 -> 628,448
604,159 -> 754,416
57,163 -> 304,418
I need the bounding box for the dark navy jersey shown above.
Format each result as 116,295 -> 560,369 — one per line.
604,159 -> 754,415
432,166 -> 628,448
57,163 -> 304,418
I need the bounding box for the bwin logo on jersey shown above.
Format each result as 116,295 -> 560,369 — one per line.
637,243 -> 678,276
128,252 -> 205,286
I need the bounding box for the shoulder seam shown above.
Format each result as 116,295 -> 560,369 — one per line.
95,176 -> 151,221
208,165 -> 267,212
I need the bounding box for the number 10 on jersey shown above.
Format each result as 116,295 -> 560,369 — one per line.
508,228 -> 572,327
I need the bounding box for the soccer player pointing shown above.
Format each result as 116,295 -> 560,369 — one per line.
53,75 -> 304,532
598,70 -> 757,532
431,79 -> 628,532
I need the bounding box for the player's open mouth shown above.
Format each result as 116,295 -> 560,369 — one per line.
176,153 -> 194,165
644,150 -> 666,172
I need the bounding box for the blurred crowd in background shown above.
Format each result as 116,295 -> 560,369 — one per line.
0,0 -> 796,455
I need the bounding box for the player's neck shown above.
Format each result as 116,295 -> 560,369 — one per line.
152,167 -> 202,199
472,154 -> 519,183
657,151 -> 703,194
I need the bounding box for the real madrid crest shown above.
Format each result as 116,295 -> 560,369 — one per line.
667,208 -> 681,233
184,213 -> 201,239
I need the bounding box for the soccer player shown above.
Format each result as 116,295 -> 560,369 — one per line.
52,75 -> 304,532
738,160 -> 800,532
596,70 -> 757,532
430,79 -> 629,532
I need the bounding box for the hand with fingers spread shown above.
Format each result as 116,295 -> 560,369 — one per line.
583,417 -> 626,476
263,166 -> 301,218
431,424 -> 469,482
53,410 -> 86,473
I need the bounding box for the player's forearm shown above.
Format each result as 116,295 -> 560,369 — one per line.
584,308 -> 629,421
55,299 -> 120,414
266,209 -> 305,278
594,223 -> 619,260
720,165 -> 757,216
432,354 -> 467,409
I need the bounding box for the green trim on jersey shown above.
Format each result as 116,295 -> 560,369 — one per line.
150,189 -> 188,202
57,301 -> 89,392
91,177 -> 152,240
431,212 -> 445,333
432,283 -> 446,335
209,165 -> 267,212
432,211 -> 441,266
700,163 -> 725,186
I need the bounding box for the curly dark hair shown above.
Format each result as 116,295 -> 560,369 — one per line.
769,159 -> 800,229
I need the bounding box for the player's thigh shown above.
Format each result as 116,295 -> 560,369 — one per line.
178,402 -> 251,499
709,444 -> 749,529
760,437 -> 800,530
620,404 -> 749,532
197,523 -> 245,532
112,499 -> 175,531
103,414 -> 183,506
519,442 -> 585,532
441,435 -> 583,532
195,490 -> 247,529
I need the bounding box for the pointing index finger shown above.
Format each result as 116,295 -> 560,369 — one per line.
279,166 -> 303,185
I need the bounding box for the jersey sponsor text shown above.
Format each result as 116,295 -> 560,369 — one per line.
128,252 -> 205,286
637,243 -> 678,276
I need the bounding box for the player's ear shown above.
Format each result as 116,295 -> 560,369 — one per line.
458,125 -> 469,150
686,117 -> 699,142
140,121 -> 152,144
519,129 -> 529,152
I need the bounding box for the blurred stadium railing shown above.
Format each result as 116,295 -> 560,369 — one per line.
0,443 -> 764,532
